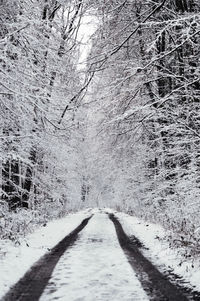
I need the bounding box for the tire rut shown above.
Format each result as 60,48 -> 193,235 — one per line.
2,216 -> 92,301
109,213 -> 200,301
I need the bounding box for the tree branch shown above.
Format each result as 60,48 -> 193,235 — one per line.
58,71 -> 95,124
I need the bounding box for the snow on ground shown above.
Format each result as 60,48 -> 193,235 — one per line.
1,207 -> 199,300
0,210 -> 90,299
40,212 -> 149,301
115,211 -> 200,293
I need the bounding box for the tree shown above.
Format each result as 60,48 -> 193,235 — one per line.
0,0 -> 87,215
85,0 -> 200,248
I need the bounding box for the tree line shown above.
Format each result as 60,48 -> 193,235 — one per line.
0,0 -> 89,228
86,0 -> 200,253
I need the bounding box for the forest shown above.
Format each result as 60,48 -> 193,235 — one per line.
0,0 -> 200,258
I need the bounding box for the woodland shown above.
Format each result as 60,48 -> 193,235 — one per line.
0,0 -> 200,257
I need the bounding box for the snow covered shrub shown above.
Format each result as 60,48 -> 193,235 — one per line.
0,207 -> 42,242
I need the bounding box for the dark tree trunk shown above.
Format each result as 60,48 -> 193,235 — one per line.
2,159 -> 21,210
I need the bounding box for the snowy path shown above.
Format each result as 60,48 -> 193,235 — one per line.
2,211 -> 195,301
110,214 -> 190,301
2,216 -> 91,301
0,211 -> 91,299
40,213 -> 148,301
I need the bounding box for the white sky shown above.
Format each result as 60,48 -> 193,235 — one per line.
77,15 -> 98,70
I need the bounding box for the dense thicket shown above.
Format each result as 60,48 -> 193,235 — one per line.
0,0 -> 89,239
86,0 -> 200,254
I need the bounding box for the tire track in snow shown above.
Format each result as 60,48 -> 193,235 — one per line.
109,213 -> 193,301
2,216 -> 92,301
40,212 -> 149,301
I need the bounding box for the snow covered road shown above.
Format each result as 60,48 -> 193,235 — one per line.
1,210 -> 197,301
40,212 -> 148,301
